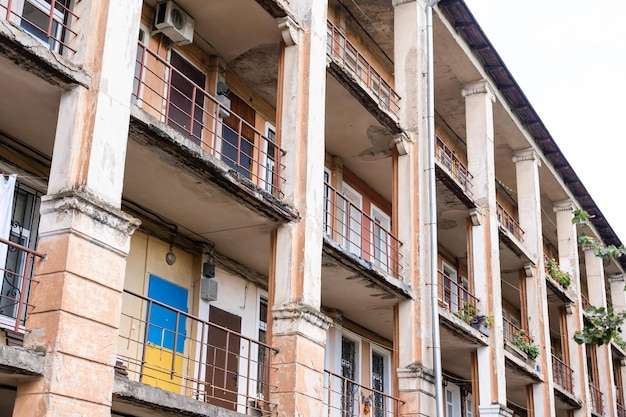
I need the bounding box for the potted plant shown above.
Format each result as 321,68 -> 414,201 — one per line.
512,329 -> 540,361
545,258 -> 571,289
470,314 -> 494,336
454,302 -> 477,324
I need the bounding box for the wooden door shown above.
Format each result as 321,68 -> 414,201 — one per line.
168,51 -> 205,144
205,306 -> 241,410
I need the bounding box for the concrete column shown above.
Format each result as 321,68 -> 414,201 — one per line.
513,149 -> 555,417
270,1 -> 331,416
393,1 -> 436,416
12,0 -> 141,416
585,248 -> 616,416
463,80 -> 509,416
553,200 -> 589,417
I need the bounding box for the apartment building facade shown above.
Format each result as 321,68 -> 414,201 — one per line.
0,1 -> 624,417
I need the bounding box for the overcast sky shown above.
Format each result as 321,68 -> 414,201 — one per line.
462,0 -> 626,243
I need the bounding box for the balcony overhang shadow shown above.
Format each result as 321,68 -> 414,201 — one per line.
128,106 -> 298,224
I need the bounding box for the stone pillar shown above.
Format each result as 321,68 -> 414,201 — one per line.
463,80 -> 509,417
270,1 -> 331,416
585,248 -> 617,416
11,0 -> 142,416
553,200 -> 589,417
513,148 -> 555,417
393,1 -> 436,416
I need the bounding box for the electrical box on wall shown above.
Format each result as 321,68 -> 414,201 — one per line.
200,278 -> 218,302
154,1 -> 194,45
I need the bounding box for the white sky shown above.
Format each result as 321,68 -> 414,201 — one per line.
462,0 -> 626,243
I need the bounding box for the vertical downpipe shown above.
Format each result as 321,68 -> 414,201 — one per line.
427,3 -> 444,417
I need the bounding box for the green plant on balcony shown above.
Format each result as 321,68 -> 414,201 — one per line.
614,334 -> 626,350
545,258 -> 571,289
512,329 -> 540,361
454,302 -> 477,323
574,306 -> 626,346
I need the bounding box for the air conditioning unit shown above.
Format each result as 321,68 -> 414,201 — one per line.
154,1 -> 194,45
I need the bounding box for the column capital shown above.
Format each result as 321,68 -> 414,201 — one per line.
469,207 -> 483,226
272,303 -> 332,345
609,273 -> 625,283
277,16 -> 300,46
479,403 -> 513,417
462,79 -> 496,102
553,200 -> 575,213
512,148 -> 541,166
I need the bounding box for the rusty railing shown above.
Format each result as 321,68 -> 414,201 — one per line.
436,136 -> 473,195
589,383 -> 603,415
133,42 -> 286,197
326,20 -> 400,118
551,354 -> 574,394
581,294 -> 591,312
2,0 -> 78,53
496,202 -> 524,242
437,271 -> 479,320
323,182 -> 402,279
0,237 -> 46,333
118,289 -> 277,414
617,403 -> 626,417
324,369 -> 404,417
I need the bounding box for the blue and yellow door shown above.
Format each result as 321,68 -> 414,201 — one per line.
142,274 -> 188,393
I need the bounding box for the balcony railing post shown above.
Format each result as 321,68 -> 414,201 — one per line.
5,0 -> 13,21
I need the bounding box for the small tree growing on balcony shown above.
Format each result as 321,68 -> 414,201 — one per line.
572,209 -> 626,346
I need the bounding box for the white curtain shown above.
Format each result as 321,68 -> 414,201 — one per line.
0,174 -> 17,267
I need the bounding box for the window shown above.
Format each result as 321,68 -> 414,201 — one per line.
256,298 -> 268,398
371,349 -> 391,417
466,396 -> 473,417
371,205 -> 391,272
341,184 -> 362,257
261,124 -> 277,194
0,183 -> 40,327
445,384 -> 461,417
442,262 -> 458,313
132,26 -> 150,105
341,336 -> 358,416
20,0 -> 70,52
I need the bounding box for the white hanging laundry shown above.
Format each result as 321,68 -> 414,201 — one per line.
0,174 -> 17,268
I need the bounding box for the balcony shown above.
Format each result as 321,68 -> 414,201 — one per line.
496,202 -> 524,242
581,294 -> 591,312
1,0 -> 78,53
326,20 -> 400,119
323,182 -> 402,279
0,237 -> 46,334
117,289 -> 275,414
324,370 -> 403,417
133,42 -> 285,197
618,403 -> 626,417
437,271 -> 479,320
551,354 -> 574,394
589,383 -> 603,415
436,136 -> 473,196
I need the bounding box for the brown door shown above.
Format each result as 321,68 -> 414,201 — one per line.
168,51 -> 205,144
205,306 -> 241,410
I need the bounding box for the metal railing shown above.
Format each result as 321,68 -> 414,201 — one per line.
617,403 -> 626,417
496,202 -> 524,242
323,182 -> 402,279
1,0 -> 78,53
326,20 -> 400,118
551,354 -> 574,393
118,289 -> 277,414
502,317 -> 525,345
323,370 -> 404,417
133,42 -> 286,197
437,271 -> 479,320
0,237 -> 46,333
435,136 -> 473,195
589,383 -> 603,415
581,294 -> 591,312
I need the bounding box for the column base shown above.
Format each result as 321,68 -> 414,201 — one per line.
479,403 -> 513,417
